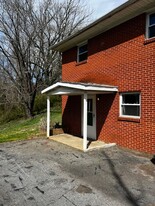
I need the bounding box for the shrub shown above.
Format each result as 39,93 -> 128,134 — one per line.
0,105 -> 24,123
34,94 -> 61,114
33,94 -> 47,114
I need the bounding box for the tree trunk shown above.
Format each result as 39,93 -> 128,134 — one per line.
23,91 -> 36,118
0,0 -> 91,119
25,106 -> 34,118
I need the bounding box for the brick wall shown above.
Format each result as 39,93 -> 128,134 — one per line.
62,95 -> 81,137
62,14 -> 155,154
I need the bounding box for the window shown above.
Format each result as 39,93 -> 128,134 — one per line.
147,13 -> 155,39
120,93 -> 140,118
87,99 -> 93,126
77,43 -> 88,62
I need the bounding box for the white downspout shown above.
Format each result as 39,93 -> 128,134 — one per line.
47,96 -> 50,137
83,93 -> 88,151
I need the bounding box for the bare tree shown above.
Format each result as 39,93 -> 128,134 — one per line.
0,69 -> 21,112
0,0 -> 90,117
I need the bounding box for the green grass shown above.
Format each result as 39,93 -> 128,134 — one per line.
0,110 -> 62,143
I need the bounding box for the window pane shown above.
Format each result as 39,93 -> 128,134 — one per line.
122,105 -> 140,116
87,99 -> 92,112
149,26 -> 155,38
79,53 -> 88,62
122,94 -> 139,104
150,13 -> 155,25
79,45 -> 87,54
87,112 -> 93,126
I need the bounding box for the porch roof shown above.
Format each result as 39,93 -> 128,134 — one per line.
41,82 -> 118,95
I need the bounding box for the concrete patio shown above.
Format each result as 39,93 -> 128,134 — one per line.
49,134 -> 116,151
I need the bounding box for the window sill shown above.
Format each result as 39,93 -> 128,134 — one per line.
118,116 -> 140,123
144,37 -> 155,45
76,60 -> 87,66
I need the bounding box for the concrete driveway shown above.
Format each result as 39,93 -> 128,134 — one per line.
0,138 -> 155,206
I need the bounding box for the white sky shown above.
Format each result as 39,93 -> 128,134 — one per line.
86,0 -> 128,20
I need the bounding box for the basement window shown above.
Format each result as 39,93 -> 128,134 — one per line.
120,93 -> 141,118
77,43 -> 88,63
146,12 -> 155,39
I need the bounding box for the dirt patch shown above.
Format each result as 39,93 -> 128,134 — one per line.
132,163 -> 155,180
76,185 -> 93,194
139,164 -> 155,177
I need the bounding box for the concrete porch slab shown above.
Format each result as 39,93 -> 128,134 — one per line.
49,134 -> 116,151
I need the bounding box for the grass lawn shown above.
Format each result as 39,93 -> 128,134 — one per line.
0,110 -> 61,143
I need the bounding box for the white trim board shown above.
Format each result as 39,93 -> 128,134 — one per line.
41,82 -> 118,95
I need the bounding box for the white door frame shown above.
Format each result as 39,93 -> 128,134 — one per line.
81,94 -> 96,148
87,95 -> 96,140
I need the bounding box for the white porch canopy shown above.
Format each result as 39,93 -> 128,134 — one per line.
41,82 -> 118,151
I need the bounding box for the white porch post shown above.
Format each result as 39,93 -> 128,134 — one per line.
47,96 -> 50,137
83,93 -> 88,151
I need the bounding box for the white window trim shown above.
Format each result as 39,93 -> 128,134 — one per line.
146,12 -> 155,39
119,92 -> 141,119
77,42 -> 88,63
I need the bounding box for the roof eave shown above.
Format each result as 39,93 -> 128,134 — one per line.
41,82 -> 118,96
51,0 -> 155,52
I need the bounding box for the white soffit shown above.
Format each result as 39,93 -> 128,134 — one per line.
41,82 -> 118,95
51,0 -> 155,52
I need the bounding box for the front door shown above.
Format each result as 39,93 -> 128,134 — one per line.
87,95 -> 96,140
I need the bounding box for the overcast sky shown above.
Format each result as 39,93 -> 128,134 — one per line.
87,0 -> 128,20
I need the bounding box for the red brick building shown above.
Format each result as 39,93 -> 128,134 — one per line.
42,0 -> 155,154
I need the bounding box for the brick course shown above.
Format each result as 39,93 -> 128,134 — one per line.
62,14 -> 155,154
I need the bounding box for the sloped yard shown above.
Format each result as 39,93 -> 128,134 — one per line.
0,111 -> 61,143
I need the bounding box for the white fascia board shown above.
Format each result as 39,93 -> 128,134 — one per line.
41,82 -> 118,95
41,82 -> 61,94
51,0 -> 136,51
55,82 -> 118,92
52,0 -> 155,52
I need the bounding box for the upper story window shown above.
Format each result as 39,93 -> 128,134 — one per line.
77,43 -> 88,63
146,13 -> 155,39
120,93 -> 141,118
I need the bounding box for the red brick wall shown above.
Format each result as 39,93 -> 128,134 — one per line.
62,95 -> 81,137
62,14 -> 155,154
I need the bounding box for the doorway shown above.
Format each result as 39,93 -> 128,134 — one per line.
81,94 -> 96,140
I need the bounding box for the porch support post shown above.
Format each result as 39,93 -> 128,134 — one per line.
47,96 -> 50,138
83,93 -> 88,151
